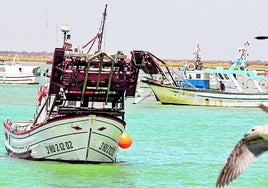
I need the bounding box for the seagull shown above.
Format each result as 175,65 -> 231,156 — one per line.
216,124 -> 268,187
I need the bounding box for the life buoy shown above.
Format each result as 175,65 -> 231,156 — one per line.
264,70 -> 268,77
186,63 -> 195,71
37,86 -> 45,103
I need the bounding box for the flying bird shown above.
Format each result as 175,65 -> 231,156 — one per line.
216,125 -> 268,187
216,104 -> 268,187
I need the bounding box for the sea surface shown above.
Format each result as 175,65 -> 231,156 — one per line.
1,62 -> 268,187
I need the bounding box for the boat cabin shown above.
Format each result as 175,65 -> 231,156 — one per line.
181,69 -> 210,89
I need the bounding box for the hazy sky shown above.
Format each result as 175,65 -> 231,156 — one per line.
2,0 -> 268,61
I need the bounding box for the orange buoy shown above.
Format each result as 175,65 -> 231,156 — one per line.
118,133 -> 132,149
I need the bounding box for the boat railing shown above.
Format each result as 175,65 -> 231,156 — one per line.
9,122 -> 32,132
45,48 -> 143,120
50,49 -> 138,93
57,106 -> 124,116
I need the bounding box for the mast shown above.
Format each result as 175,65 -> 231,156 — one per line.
194,43 -> 202,70
98,4 -> 107,52
82,4 -> 108,53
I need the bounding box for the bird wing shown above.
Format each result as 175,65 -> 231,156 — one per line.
216,135 -> 268,188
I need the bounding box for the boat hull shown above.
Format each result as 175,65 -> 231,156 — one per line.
0,75 -> 40,84
4,114 -> 125,163
146,81 -> 268,107
0,65 -> 40,84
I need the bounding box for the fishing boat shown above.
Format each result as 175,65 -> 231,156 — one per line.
178,42 -> 268,93
137,42 -> 268,107
3,46 -> 168,163
0,56 -> 41,84
4,5 -> 139,163
4,49 -> 134,163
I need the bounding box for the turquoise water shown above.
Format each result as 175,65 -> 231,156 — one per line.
1,63 -> 268,187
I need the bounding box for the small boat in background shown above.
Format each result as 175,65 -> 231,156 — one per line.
0,55 -> 41,84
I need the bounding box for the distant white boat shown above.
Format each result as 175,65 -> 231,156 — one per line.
0,56 -> 41,84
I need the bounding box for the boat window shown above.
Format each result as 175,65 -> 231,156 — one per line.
0,67 -> 5,72
223,74 -> 229,80
196,74 -> 201,79
217,73 -> 224,79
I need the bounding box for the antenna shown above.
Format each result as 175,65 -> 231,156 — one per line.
238,41 -> 249,60
60,25 -> 71,48
45,0 -> 48,62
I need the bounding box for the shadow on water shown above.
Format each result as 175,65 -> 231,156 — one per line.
0,156 -> 136,188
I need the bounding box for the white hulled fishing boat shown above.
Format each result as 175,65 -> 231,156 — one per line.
137,43 -> 268,107
3,5 -> 138,163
